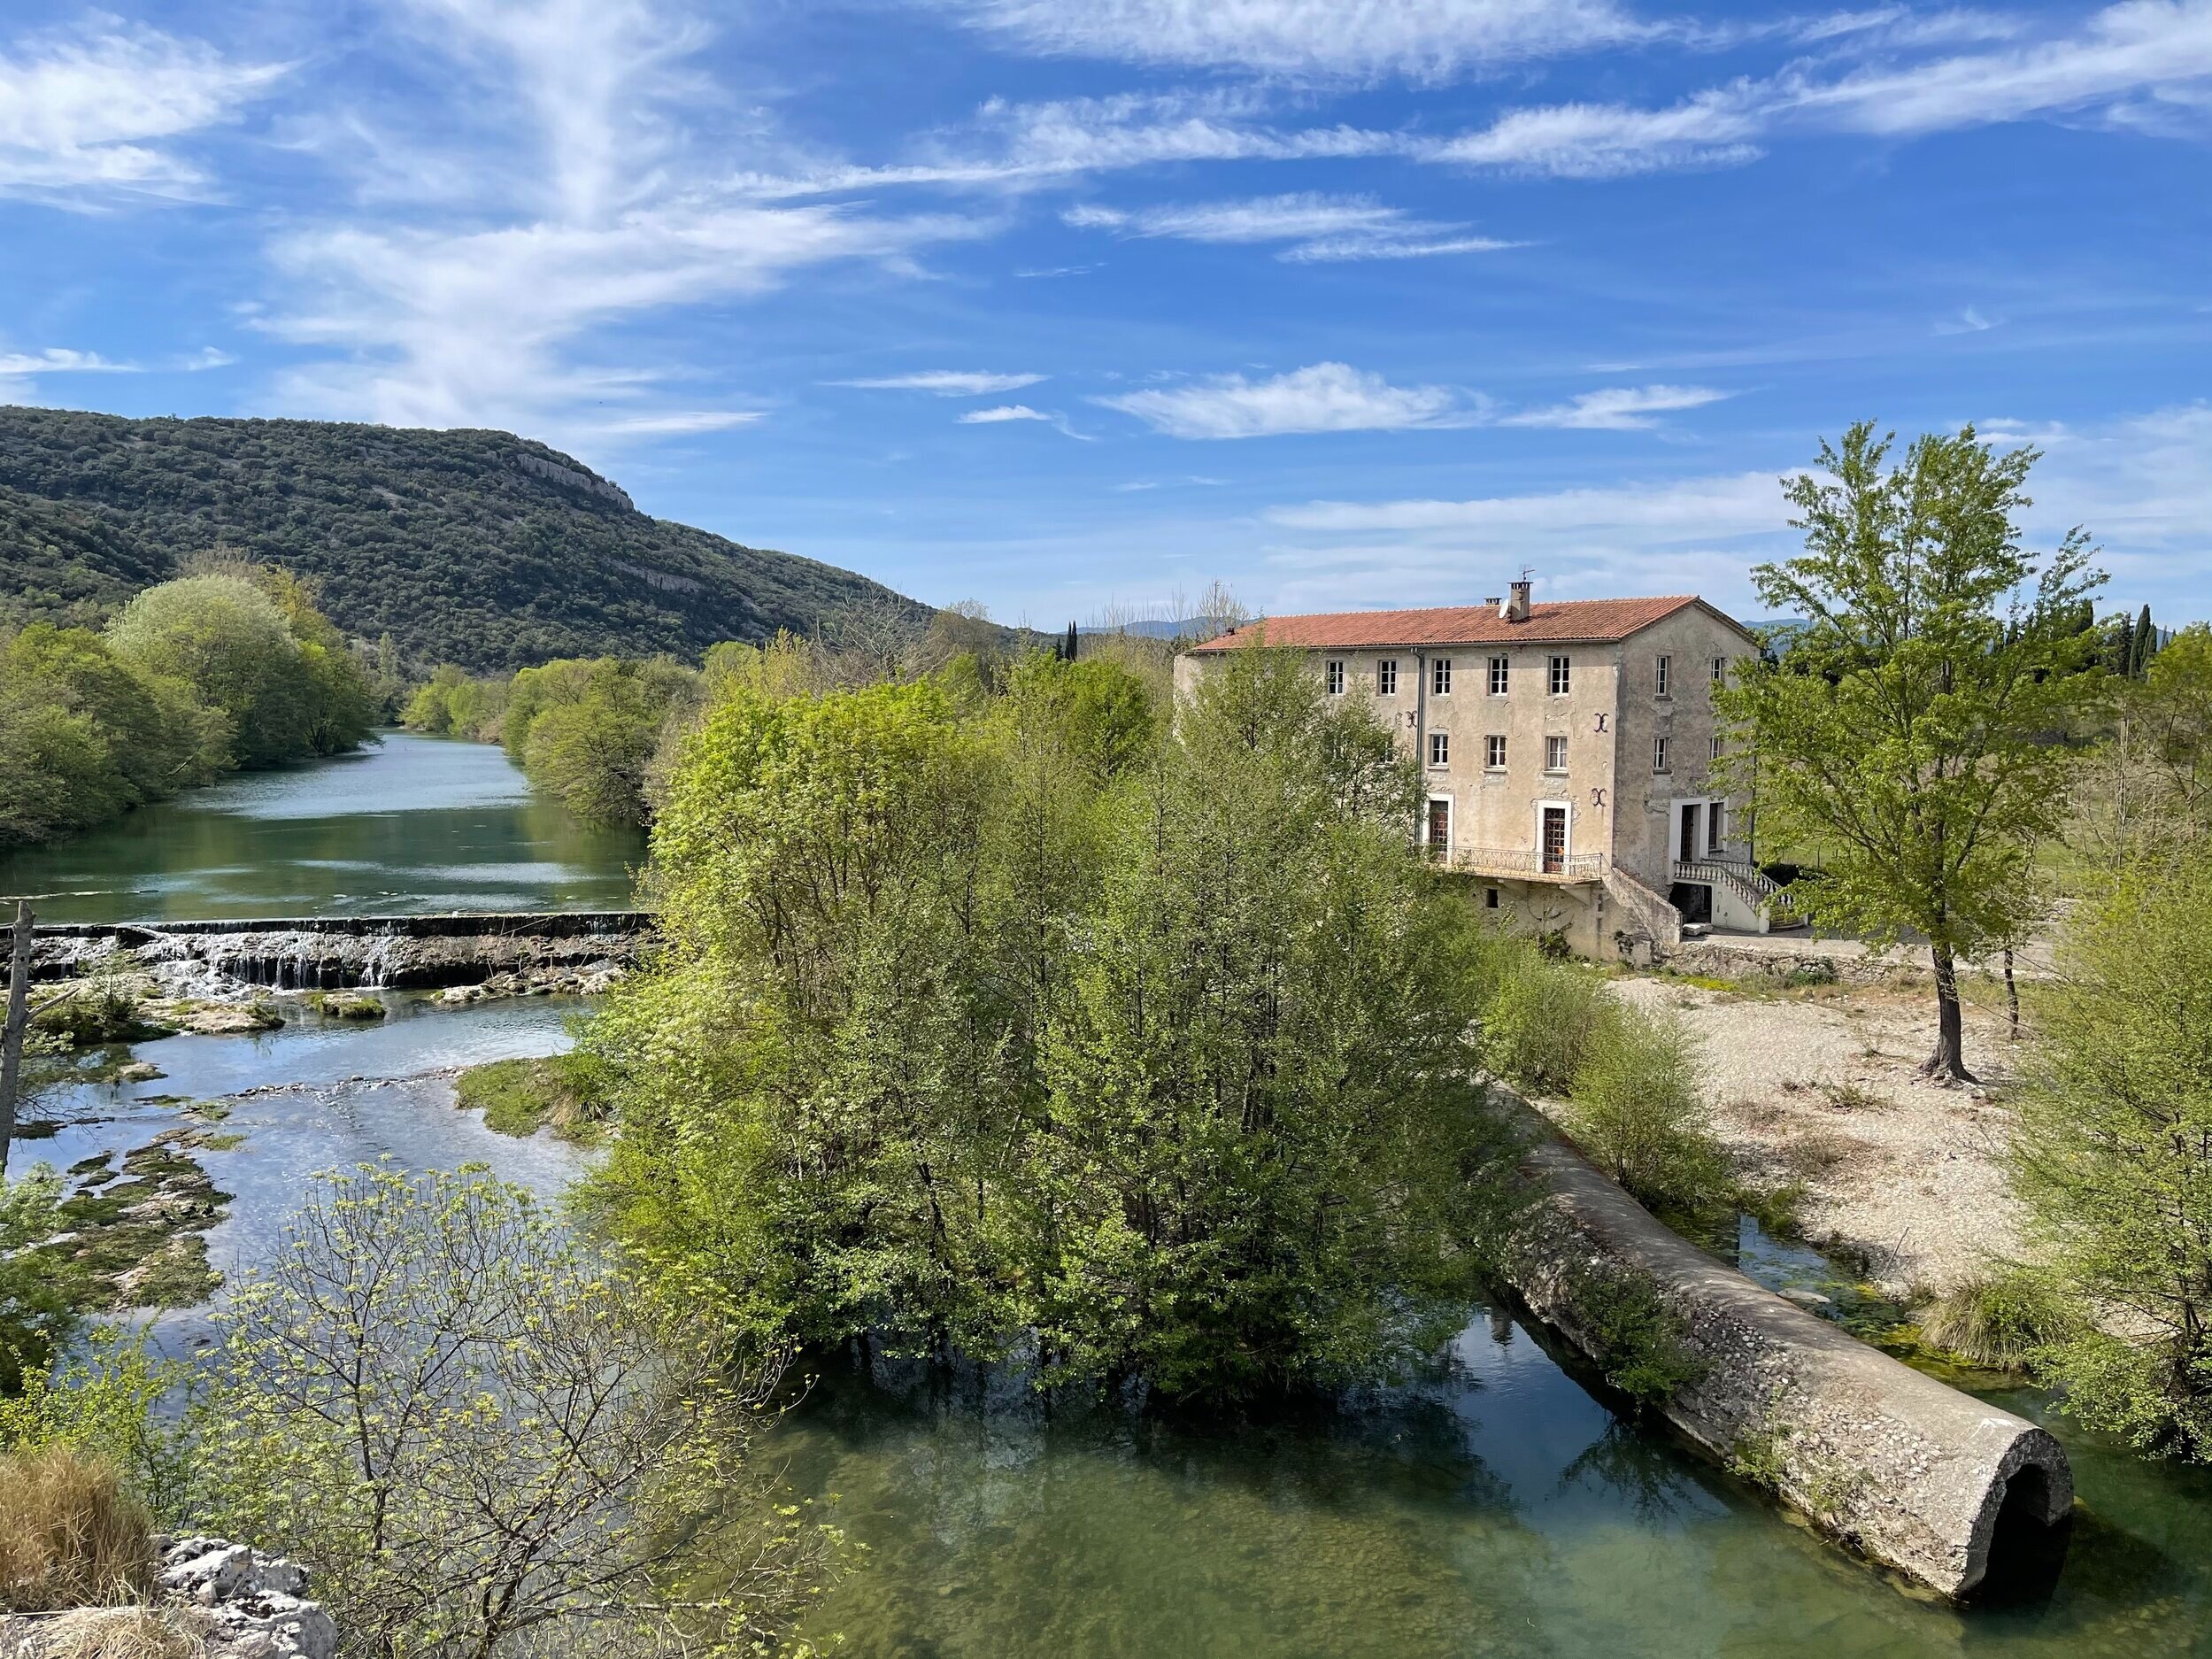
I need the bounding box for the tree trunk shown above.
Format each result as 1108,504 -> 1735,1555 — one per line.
2003,947 -> 2021,1042
1921,944 -> 1977,1084
0,899 -> 31,1177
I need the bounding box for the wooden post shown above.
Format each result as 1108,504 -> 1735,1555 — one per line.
0,899 -> 31,1178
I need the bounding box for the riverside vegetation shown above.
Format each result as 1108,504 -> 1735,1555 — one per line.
0,561 -> 377,847
1,1169 -> 835,1657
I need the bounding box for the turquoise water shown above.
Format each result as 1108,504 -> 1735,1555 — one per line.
771,1298 -> 2212,1658
0,733 -> 643,922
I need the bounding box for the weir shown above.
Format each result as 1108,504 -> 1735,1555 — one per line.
1500,1100 -> 2072,1599
12,911 -> 654,992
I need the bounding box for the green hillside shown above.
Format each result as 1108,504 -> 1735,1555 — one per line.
0,405 -> 924,670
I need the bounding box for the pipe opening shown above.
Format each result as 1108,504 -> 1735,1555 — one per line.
1971,1464 -> 2072,1605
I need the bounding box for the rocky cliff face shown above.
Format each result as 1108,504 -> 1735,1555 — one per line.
1,1538 -> 336,1659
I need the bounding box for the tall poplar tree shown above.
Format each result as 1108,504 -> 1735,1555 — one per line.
1718,422 -> 2100,1082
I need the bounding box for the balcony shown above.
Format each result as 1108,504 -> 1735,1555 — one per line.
1434,845 -> 1607,884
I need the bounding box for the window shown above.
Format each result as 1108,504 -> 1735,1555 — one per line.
1653,736 -> 1671,774
1377,659 -> 1398,695
1710,735 -> 1723,763
1708,802 -> 1726,853
1430,732 -> 1451,768
1655,654 -> 1672,698
1325,659 -> 1345,695
1488,655 -> 1509,696
1548,654 -> 1571,696
1484,734 -> 1507,770
1432,657 -> 1453,696
1545,735 -> 1568,773
1484,887 -> 1501,910
1712,655 -> 1727,685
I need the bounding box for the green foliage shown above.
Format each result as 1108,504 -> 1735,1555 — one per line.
456,1052 -> 607,1140
590,645 -> 1507,1400
401,662 -> 510,739
996,650 -> 1160,779
0,1331 -> 193,1518
1568,1260 -> 1707,1408
1566,1004 -> 1729,1215
192,1165 -> 831,1658
2015,856 -> 2212,1457
106,573 -> 375,768
0,405 -> 926,670
0,1169 -> 81,1397
1717,421 -> 2103,1080
1478,944 -> 1614,1096
520,658 -> 698,827
1917,1267 -> 2084,1374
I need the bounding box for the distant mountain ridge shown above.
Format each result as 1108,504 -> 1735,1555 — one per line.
0,405 -> 926,671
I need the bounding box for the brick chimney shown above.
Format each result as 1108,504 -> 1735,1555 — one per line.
1503,578 -> 1532,623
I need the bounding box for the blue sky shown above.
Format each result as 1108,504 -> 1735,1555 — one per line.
3,0 -> 2209,628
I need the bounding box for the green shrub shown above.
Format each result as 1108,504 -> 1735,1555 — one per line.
0,1170 -> 81,1395
1480,946 -> 1614,1095
2015,855 -> 2212,1457
1919,1268 -> 2084,1373
1566,1004 -> 1730,1214
1570,1261 -> 1707,1408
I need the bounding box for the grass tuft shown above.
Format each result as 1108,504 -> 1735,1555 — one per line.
1919,1267 -> 2085,1373
0,1447 -> 155,1613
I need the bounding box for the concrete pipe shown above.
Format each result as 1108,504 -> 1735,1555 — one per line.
1504,1123 -> 2072,1598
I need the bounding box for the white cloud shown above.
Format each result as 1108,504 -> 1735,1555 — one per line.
939,0 -> 1646,80
736,90 -> 1401,197
1933,305 -> 1999,335
0,349 -> 135,374
266,0 -> 988,444
1062,191 -> 1518,262
1258,470 -> 1792,613
1429,89 -> 1766,178
839,370 -> 1046,395
1501,384 -> 1733,429
1099,361 -> 1467,439
959,404 -> 1052,422
0,20 -> 286,205
180,347 -> 239,370
1433,1 -> 2212,179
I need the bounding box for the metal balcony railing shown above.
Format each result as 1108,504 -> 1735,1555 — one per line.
1435,845 -> 1607,882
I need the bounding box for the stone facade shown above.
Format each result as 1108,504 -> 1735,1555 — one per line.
1175,586 -> 1763,958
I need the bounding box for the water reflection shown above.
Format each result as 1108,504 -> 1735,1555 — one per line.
0,734 -> 642,922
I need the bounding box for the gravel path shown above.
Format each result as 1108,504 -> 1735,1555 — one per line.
1608,973 -> 2026,1298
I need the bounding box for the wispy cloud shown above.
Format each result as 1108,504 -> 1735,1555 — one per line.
1064,192 -> 1518,262
1934,305 -> 2000,334
1431,0 -> 2212,179
936,0 -> 1646,80
0,348 -> 136,374
1501,383 -> 1733,428
1259,470 -> 1792,612
838,369 -> 1046,394
0,20 -> 288,207
1099,361 -> 1468,439
264,0 -> 987,444
958,404 -> 1052,422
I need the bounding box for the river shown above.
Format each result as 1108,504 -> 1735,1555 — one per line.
21,737 -> 2212,1656
0,731 -> 642,922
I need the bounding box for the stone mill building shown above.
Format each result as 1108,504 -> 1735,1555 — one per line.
1174,579 -> 1791,961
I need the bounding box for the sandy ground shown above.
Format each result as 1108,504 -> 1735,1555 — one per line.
1607,971 -> 2027,1298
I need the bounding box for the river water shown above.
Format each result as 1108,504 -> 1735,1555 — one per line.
20,739 -> 2212,1656
0,731 -> 643,922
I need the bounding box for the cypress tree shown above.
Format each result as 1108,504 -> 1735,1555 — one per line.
2133,603 -> 2155,678
1063,621 -> 1079,662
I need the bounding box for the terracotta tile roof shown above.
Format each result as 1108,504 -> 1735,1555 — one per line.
1187,596 -> 1742,652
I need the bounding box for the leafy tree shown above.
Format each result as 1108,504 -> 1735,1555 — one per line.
2015,856 -> 2212,1458
193,1166 -> 831,1657
590,647 -> 1509,1398
1717,422 -> 2101,1081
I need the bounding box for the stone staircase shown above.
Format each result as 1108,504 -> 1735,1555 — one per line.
1671,858 -> 1807,931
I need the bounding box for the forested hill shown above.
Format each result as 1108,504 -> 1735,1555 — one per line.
0,405 -> 926,669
